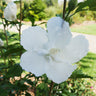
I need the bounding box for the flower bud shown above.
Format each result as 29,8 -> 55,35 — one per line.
4,2 -> 17,21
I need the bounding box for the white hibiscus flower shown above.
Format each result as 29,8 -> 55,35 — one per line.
0,38 -> 4,47
4,2 -> 17,21
20,17 -> 89,84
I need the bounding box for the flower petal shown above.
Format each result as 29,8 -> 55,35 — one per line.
47,17 -> 72,49
45,61 -> 76,84
21,26 -> 48,51
47,17 -> 63,39
0,38 -> 4,47
20,51 -> 46,76
4,2 -> 17,21
63,35 -> 89,64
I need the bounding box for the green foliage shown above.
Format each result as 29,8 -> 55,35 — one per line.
71,24 -> 96,35
68,0 -> 78,12
6,64 -> 23,78
72,10 -> 96,24
19,0 -> 46,26
56,78 -> 95,96
76,0 -> 96,13
45,6 -> 57,18
36,83 -> 49,96
43,0 -> 58,6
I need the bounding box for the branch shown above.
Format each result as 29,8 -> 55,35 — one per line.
63,0 -> 67,20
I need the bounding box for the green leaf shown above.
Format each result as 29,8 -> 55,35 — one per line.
75,2 -> 88,13
6,64 -> 23,78
25,92 -> 31,96
70,70 -> 93,79
3,44 -> 25,57
36,83 -> 49,96
86,0 -> 96,11
75,0 -> 96,13
68,0 -> 78,12
14,80 -> 28,92
0,87 -> 8,96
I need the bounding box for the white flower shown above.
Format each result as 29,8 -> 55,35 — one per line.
20,17 -> 89,84
0,38 -> 4,47
4,2 -> 17,21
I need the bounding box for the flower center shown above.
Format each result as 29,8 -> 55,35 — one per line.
49,48 -> 59,55
44,48 -> 60,62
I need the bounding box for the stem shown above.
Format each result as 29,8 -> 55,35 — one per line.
15,23 -> 19,31
49,81 -> 54,96
65,11 -> 70,20
63,0 -> 67,20
4,25 -> 8,46
0,50 -> 6,64
19,0 -> 22,41
19,1 -> 22,96
2,19 -> 8,46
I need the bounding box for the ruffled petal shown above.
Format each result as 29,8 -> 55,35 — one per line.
62,35 -> 89,64
4,2 -> 17,21
47,17 -> 72,49
47,17 -> 63,40
21,26 -> 48,51
45,61 -> 76,84
20,51 -> 46,76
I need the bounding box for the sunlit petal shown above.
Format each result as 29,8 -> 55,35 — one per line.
21,26 -> 48,51
45,61 -> 77,84
20,51 -> 46,76
62,35 -> 89,64
47,17 -> 72,49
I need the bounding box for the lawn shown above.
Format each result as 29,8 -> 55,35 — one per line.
71,24 -> 96,35
77,52 -> 96,77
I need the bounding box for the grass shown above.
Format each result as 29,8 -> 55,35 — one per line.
71,24 -> 96,35
77,52 -> 96,77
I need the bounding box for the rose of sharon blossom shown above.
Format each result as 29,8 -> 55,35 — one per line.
4,2 -> 17,21
0,38 -> 4,47
20,17 -> 89,84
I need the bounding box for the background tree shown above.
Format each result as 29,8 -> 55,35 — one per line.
43,0 -> 58,6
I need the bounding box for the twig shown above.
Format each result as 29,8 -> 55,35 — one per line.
0,50 -> 6,64
19,0 -> 22,41
49,81 -> 54,96
63,0 -> 67,20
